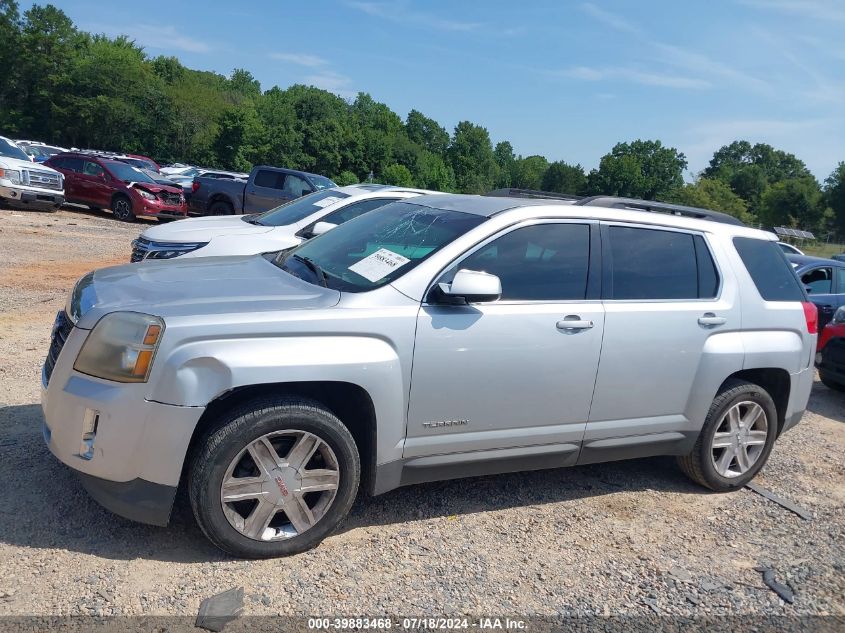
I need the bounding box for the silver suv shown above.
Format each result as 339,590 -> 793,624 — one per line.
42,194 -> 817,558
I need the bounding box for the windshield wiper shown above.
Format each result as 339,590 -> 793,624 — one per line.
241,214 -> 264,226
292,254 -> 328,288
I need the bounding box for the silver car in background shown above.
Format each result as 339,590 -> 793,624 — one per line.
42,194 -> 816,558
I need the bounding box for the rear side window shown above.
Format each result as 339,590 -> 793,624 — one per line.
733,237 -> 805,301
253,169 -> 285,189
606,226 -> 718,300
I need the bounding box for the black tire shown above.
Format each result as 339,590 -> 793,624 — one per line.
677,378 -> 778,491
188,397 -> 360,559
209,200 -> 234,216
819,371 -> 845,392
111,195 -> 135,222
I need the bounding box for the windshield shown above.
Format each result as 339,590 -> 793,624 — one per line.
310,175 -> 337,190
0,139 -> 31,161
275,202 -> 486,292
105,161 -> 156,184
255,189 -> 351,227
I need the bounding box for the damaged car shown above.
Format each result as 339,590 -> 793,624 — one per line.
45,152 -> 187,222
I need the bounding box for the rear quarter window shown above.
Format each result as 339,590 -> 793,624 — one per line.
733,237 -> 805,301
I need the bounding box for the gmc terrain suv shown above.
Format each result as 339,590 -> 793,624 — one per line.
42,194 -> 816,558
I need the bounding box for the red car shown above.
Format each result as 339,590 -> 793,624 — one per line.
817,311 -> 845,392
45,153 -> 186,222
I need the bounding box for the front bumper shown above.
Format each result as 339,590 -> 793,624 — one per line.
41,324 -> 204,525
818,338 -> 845,386
136,201 -> 188,219
0,184 -> 64,209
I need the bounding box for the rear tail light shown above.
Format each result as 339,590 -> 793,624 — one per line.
802,301 -> 818,335
191,180 -> 200,193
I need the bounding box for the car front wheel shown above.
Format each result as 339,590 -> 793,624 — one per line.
677,379 -> 778,491
188,397 -> 360,558
111,195 -> 135,222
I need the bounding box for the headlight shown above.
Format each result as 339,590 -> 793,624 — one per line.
138,189 -> 156,200
833,306 -> 845,325
74,312 -> 164,383
0,168 -> 22,185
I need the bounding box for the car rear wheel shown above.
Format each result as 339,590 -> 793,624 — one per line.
188,397 -> 360,559
111,196 -> 135,222
677,379 -> 778,491
209,200 -> 234,216
819,371 -> 845,392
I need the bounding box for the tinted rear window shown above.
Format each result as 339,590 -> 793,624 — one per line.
733,237 -> 805,301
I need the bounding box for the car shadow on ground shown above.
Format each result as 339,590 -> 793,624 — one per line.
0,402 -> 708,563
806,380 -> 845,424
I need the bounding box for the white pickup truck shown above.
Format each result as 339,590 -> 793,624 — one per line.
0,135 -> 64,211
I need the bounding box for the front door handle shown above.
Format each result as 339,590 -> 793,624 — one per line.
557,316 -> 594,331
698,313 -> 727,327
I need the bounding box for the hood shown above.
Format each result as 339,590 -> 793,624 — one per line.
130,181 -> 182,195
0,155 -> 59,172
72,254 -> 339,327
142,214 -> 274,242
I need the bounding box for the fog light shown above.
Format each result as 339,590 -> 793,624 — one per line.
80,408 -> 99,460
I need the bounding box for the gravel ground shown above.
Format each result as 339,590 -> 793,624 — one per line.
0,206 -> 843,621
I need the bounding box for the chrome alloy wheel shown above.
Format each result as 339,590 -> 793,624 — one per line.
710,401 -> 769,478
220,430 -> 340,541
113,197 -> 133,220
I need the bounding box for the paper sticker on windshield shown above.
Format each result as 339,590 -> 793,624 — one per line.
313,196 -> 343,208
348,248 -> 411,282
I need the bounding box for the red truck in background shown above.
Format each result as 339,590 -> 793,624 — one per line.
45,152 -> 186,222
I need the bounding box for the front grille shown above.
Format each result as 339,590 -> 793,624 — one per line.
25,169 -> 62,191
131,237 -> 150,262
157,191 -> 182,206
44,311 -> 73,385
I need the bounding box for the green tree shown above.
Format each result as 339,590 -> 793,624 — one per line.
542,161 -> 586,195
0,0 -> 21,126
413,151 -> 455,192
758,177 -> 823,230
586,140 -> 687,199
823,162 -> 845,239
512,155 -> 549,190
213,104 -> 266,171
380,163 -> 414,187
493,141 -> 516,188
665,178 -> 752,223
448,121 -> 499,194
405,109 -> 449,155
334,170 -> 359,186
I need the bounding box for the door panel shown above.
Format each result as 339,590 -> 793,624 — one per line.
584,224 -> 741,457
245,169 -> 291,213
406,221 -> 603,460
406,303 -> 605,457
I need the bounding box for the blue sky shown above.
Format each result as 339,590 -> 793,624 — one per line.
47,0 -> 845,179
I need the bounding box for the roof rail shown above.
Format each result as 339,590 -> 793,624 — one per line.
483,188 -> 582,201
575,196 -> 745,226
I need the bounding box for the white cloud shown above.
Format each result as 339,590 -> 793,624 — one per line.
346,1 -> 483,32
556,66 -> 711,90
580,3 -> 640,35
270,53 -> 328,67
109,24 -> 210,53
304,71 -> 357,99
739,0 -> 845,22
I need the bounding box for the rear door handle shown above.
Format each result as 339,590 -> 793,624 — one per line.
556,316 -> 594,331
698,313 -> 727,327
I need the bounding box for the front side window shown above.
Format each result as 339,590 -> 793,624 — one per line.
283,174 -> 311,197
443,223 -> 591,301
83,161 -> 104,177
255,189 -> 351,226
801,267 -> 833,294
276,202 -> 486,292
607,226 -> 717,300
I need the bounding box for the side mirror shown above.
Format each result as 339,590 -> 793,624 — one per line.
437,269 -> 501,303
804,286 -> 813,295
311,221 -> 337,237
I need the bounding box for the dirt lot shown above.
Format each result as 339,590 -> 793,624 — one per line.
0,206 -> 843,620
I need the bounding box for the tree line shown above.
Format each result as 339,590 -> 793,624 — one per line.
2,2 -> 844,239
